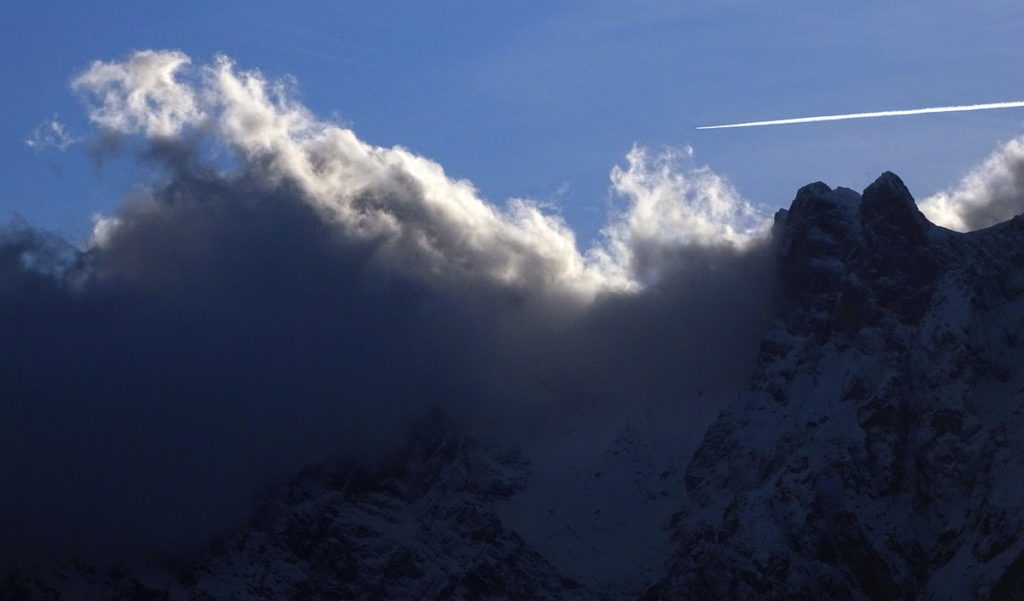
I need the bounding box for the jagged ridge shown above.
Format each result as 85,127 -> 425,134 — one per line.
644,173 -> 1024,601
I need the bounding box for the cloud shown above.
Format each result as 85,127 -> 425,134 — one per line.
72,49 -> 203,138
1,50 -> 776,565
918,136 -> 1024,231
73,51 -> 773,296
75,52 -> 622,299
24,117 -> 80,151
600,145 -> 770,283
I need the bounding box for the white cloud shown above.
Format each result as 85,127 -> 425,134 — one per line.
25,117 -> 80,151
919,136 -> 1024,231
72,49 -> 203,138
598,145 -> 771,281
89,214 -> 121,249
72,50 -> 768,298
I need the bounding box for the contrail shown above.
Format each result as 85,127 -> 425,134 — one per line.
697,101 -> 1024,130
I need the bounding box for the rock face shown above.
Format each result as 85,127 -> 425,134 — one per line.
183,434 -> 595,601
643,173 -> 1024,601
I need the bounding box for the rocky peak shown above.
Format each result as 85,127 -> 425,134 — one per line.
777,179 -> 857,235
774,172 -> 945,331
645,173 -> 1024,601
775,172 -> 935,263
860,171 -> 931,247
774,182 -> 860,326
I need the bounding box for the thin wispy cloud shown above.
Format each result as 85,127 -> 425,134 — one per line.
697,101 -> 1024,130
25,116 -> 80,151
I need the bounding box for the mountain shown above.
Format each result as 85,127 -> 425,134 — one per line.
7,172 -> 1024,600
2,429 -> 601,601
642,173 -> 1024,600
2,417 -> 694,600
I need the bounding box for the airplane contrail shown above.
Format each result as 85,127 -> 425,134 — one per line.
697,100 -> 1024,130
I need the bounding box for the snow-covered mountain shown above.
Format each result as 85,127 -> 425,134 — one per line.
3,418 -> 697,600
7,172 -> 1024,600
643,173 -> 1024,600
4,424 -> 614,601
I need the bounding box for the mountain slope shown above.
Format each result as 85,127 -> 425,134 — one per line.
643,173 -> 1024,601
3,432 -> 596,601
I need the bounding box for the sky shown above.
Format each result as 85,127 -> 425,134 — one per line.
5,1 -> 1024,244
4,0 -> 1024,567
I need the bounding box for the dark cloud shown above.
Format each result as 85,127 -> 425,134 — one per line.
0,51 -> 778,566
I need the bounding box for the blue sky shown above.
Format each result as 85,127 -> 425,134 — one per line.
4,1 -> 1024,244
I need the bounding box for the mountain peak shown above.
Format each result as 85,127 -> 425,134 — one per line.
778,172 -> 931,251
774,172 -> 947,332
648,170 -> 1024,601
788,181 -> 860,216
794,180 -> 833,201
869,170 -> 906,188
861,171 -> 931,245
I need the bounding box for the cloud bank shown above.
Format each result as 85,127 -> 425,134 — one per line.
73,50 -> 773,295
1,50 -> 779,564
